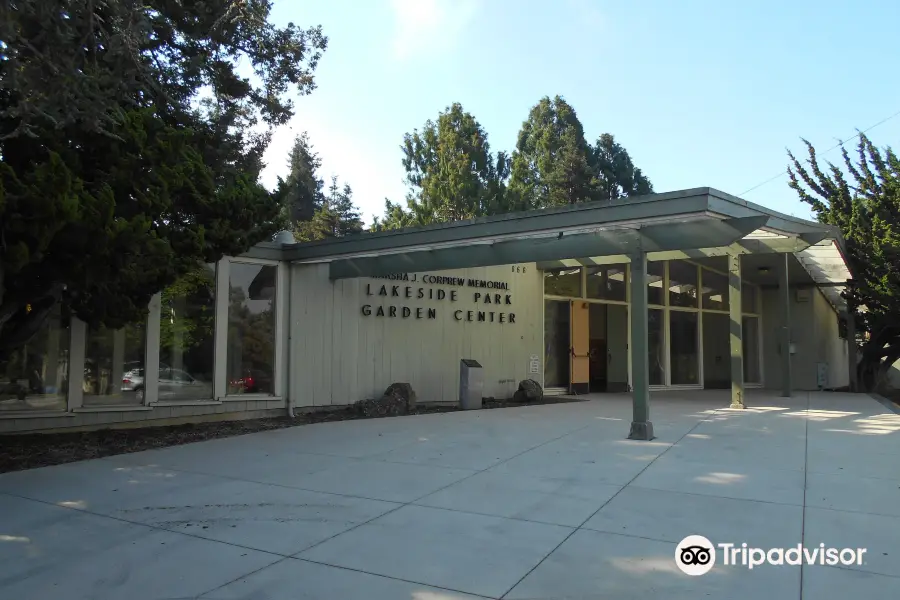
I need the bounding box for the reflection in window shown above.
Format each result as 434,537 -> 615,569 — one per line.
0,307 -> 70,412
160,264 -> 216,402
649,309 -> 665,385
743,316 -> 761,383
670,311 -> 699,384
742,283 -> 758,314
227,263 -> 277,395
544,268 -> 582,298
586,264 -> 627,302
647,261 -> 665,306
84,321 -> 146,406
668,261 -> 698,308
701,268 -> 729,311
544,300 -> 571,389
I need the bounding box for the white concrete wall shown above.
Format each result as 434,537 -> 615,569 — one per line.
814,287 -> 850,389
761,286 -> 849,390
289,263 -> 544,406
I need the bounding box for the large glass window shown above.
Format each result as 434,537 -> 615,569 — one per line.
648,309 -> 665,385
701,268 -> 729,311
0,307 -> 70,412
647,261 -> 665,306
668,261 -> 699,308
544,300 -> 570,389
84,321 -> 146,406
670,311 -> 699,384
544,268 -> 582,298
160,264 -> 217,402
227,262 -> 277,395
586,264 -> 627,302
743,316 -> 761,383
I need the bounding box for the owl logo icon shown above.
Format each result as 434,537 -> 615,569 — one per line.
676,535 -> 716,576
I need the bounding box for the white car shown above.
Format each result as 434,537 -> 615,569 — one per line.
129,367 -> 212,403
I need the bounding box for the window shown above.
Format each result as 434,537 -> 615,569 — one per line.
159,264 -> 217,402
648,309 -> 665,385
647,261 -> 665,306
0,307 -> 70,412
701,268 -> 729,311
670,311 -> 699,384
227,262 -> 277,395
585,264 -> 627,302
544,268 -> 582,298
84,321 -> 146,406
668,261 -> 699,308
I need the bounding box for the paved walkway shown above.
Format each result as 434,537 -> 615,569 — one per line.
1,391 -> 898,599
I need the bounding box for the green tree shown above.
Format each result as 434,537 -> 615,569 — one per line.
0,0 -> 326,358
275,132 -> 325,224
377,103 -> 509,228
787,133 -> 900,390
590,133 -> 654,200
508,96 -> 594,209
295,176 -> 364,241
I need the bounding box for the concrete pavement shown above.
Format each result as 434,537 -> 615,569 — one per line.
0,391 -> 898,599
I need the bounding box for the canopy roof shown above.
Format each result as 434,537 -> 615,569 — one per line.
248,187 -> 851,310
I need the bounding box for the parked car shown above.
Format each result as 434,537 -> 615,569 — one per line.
130,366 -> 210,402
121,362 -> 170,392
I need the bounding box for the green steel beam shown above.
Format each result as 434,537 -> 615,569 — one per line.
329,216 -> 768,280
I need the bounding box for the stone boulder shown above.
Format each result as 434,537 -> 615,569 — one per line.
383,382 -> 417,412
513,379 -> 543,403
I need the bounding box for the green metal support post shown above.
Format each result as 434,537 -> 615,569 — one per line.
628,252 -> 654,440
728,252 -> 746,409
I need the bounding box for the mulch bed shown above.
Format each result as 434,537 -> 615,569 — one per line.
0,395 -> 582,473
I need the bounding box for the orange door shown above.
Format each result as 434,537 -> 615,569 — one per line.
570,301 -> 590,394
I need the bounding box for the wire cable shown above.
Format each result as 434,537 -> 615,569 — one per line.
739,108 -> 900,196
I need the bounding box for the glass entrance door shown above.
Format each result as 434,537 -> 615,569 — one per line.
543,300 -> 570,390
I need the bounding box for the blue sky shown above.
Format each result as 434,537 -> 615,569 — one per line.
260,0 -> 900,225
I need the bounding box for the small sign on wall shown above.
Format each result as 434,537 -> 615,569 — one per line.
529,355 -> 540,374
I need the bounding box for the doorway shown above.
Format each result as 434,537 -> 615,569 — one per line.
588,304 -> 629,392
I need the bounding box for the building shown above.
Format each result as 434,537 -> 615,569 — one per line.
0,188 -> 855,438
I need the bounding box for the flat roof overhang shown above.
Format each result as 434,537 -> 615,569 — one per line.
254,187 -> 851,310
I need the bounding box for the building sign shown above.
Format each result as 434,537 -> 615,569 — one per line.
529,355 -> 540,374
361,273 -> 515,324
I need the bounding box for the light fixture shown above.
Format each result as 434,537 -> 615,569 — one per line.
758,267 -> 771,275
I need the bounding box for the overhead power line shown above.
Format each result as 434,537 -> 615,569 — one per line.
739,107 -> 900,197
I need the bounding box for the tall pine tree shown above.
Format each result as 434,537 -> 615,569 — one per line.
376,103 -> 509,229
508,96 -> 594,209
590,133 -> 653,200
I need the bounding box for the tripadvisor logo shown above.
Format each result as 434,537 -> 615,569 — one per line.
675,535 -> 868,575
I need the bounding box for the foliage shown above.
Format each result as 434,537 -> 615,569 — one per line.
509,96 -> 594,209
590,133 -> 653,200
275,132 -> 325,225
295,176 -> 364,241
0,0 -> 327,358
374,103 -> 509,229
787,133 -> 900,389
274,132 -> 365,242
374,97 -> 653,228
